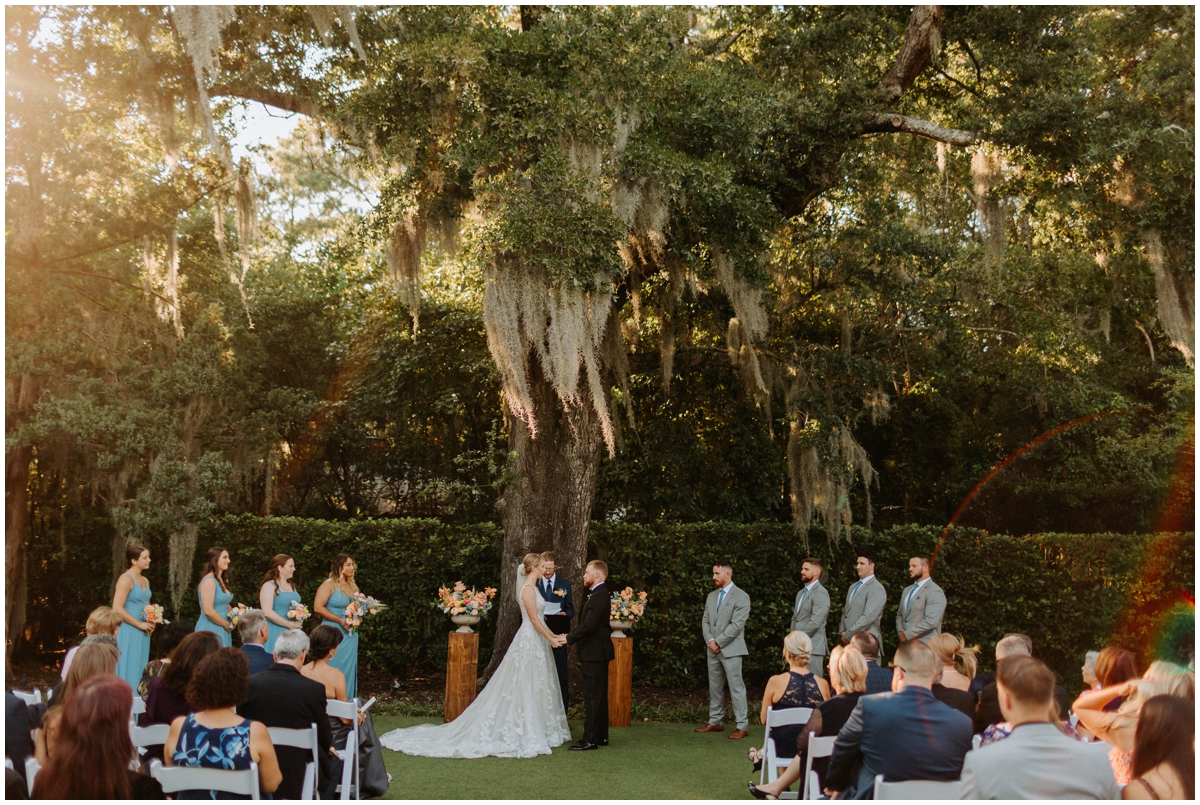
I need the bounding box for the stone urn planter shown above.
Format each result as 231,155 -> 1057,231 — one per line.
609,619 -> 632,638
451,614 -> 481,633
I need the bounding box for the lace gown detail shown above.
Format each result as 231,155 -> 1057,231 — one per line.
379,585 -> 571,758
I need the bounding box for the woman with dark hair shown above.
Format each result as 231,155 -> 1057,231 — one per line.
35,641 -> 120,766
142,630 -> 220,761
1096,646 -> 1139,711
196,547 -> 234,647
313,554 -> 360,698
259,554 -> 302,654
31,675 -> 135,799
164,648 -> 282,798
113,544 -> 156,691
1122,695 -> 1194,800
138,621 -> 195,696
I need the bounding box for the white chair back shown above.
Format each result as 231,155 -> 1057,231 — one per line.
873,774 -> 963,799
150,758 -> 260,799
804,770 -> 821,800
796,734 -> 837,799
327,698 -> 360,800
267,723 -> 320,800
300,762 -> 316,801
24,756 -> 41,797
760,706 -> 813,785
130,723 -> 172,753
971,733 -> 982,750
131,695 -> 147,717
3,757 -> 11,770
12,688 -> 41,706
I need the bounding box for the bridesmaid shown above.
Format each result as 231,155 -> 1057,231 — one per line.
259,554 -> 302,654
113,544 -> 155,691
314,554 -> 360,699
195,547 -> 234,647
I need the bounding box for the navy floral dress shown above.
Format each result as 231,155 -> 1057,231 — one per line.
171,714 -> 255,799
771,671 -> 824,759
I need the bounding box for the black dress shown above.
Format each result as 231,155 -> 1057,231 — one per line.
802,691 -> 864,787
770,671 -> 824,759
932,683 -> 977,720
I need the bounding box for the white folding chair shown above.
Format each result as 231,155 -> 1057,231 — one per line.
873,774 -> 963,799
787,734 -> 836,800
804,770 -> 821,800
267,723 -> 320,800
150,758 -> 260,799
971,733 -> 982,750
131,695 -> 147,721
24,757 -> 41,797
12,689 -> 41,706
4,757 -> 12,770
760,707 -> 813,785
130,723 -> 172,758
326,698 -> 360,800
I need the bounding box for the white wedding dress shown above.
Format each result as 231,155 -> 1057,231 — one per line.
379,568 -> 572,759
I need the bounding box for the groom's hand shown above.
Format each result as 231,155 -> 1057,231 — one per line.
707,640 -> 720,654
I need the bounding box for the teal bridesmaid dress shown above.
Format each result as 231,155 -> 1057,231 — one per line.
266,583 -> 302,654
195,576 -> 234,648
116,572 -> 152,691
323,587 -> 359,699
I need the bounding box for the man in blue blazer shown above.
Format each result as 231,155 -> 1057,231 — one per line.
850,631 -> 894,695
825,640 -> 973,799
237,609 -> 274,675
538,551 -> 575,712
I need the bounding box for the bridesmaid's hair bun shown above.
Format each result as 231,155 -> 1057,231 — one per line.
307,624 -> 344,662
125,544 -> 148,567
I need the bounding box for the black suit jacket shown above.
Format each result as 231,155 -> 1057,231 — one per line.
566,581 -> 615,663
240,663 -> 333,799
240,643 -> 274,676
5,691 -> 38,781
974,680 -> 1071,734
865,660 -> 893,695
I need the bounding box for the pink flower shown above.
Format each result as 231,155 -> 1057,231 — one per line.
453,581 -> 467,593
638,591 -> 648,601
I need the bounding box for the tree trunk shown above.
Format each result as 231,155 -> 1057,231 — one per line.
482,356 -> 604,683
5,376 -> 35,671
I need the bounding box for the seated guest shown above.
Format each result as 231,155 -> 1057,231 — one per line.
849,631 -> 892,694
748,631 -> 829,772
240,629 -> 334,799
30,674 -> 159,799
975,633 -> 1071,734
237,609 -> 274,676
138,621 -> 193,696
1122,695 -> 1194,800
5,767 -> 26,801
36,641 -> 119,766
1075,660 -> 1195,786
49,633 -> 119,703
141,631 -> 220,761
932,668 -> 978,720
960,656 -> 1119,799
164,648 -> 282,798
302,625 -> 372,800
824,640 -> 973,799
929,632 -> 979,691
59,606 -> 123,682
1095,646 -> 1139,711
749,645 -> 868,800
1082,649 -> 1101,690
5,690 -> 39,785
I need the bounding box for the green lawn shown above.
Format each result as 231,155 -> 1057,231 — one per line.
374,716 -> 766,799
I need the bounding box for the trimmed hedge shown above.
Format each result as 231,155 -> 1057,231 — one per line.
187,517 -> 1191,694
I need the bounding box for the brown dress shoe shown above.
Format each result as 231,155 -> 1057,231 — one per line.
728,729 -> 750,740
694,723 -> 725,733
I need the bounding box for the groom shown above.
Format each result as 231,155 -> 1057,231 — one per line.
565,559 -> 614,751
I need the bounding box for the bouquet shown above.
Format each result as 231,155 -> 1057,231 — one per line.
343,593 -> 385,633
286,602 -> 311,623
436,581 -> 497,617
610,587 -> 649,623
142,603 -> 169,626
228,603 -> 249,630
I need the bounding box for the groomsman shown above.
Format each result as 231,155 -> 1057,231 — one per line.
790,557 -> 830,677
697,560 -> 752,740
896,553 -> 946,644
538,551 -> 574,712
838,550 -> 887,660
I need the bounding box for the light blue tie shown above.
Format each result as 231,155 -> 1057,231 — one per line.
717,588 -> 727,611
905,585 -> 917,614
849,580 -> 864,602
796,588 -> 808,614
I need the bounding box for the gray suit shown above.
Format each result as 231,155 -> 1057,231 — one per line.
701,583 -> 751,730
790,580 -> 830,676
960,722 -> 1120,799
838,576 -> 886,659
895,578 -> 946,642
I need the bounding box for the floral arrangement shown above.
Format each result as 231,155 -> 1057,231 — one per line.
142,603 -> 169,626
286,602 -> 311,623
228,603 -> 248,630
344,593 -> 385,633
436,581 -> 497,617
610,587 -> 648,623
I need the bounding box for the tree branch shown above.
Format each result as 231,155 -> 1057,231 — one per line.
209,83 -> 322,118
877,5 -> 943,103
862,113 -> 981,146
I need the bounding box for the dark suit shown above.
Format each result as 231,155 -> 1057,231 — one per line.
537,573 -> 574,711
827,686 -> 973,798
864,660 -> 893,695
974,680 -> 1071,734
240,642 -> 274,676
932,683 -> 977,721
566,581 -> 614,745
5,691 -> 38,782
240,663 -> 333,799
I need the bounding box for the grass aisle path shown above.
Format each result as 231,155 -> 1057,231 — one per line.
374,717 -> 765,799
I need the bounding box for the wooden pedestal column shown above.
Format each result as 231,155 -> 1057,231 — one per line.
608,636 -> 633,727
444,631 -> 479,723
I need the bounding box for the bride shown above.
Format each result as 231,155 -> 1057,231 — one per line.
379,553 -> 573,758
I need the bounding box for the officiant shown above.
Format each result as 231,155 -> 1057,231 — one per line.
538,551 -> 574,711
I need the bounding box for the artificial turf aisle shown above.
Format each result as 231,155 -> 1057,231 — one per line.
375,716 -> 764,799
